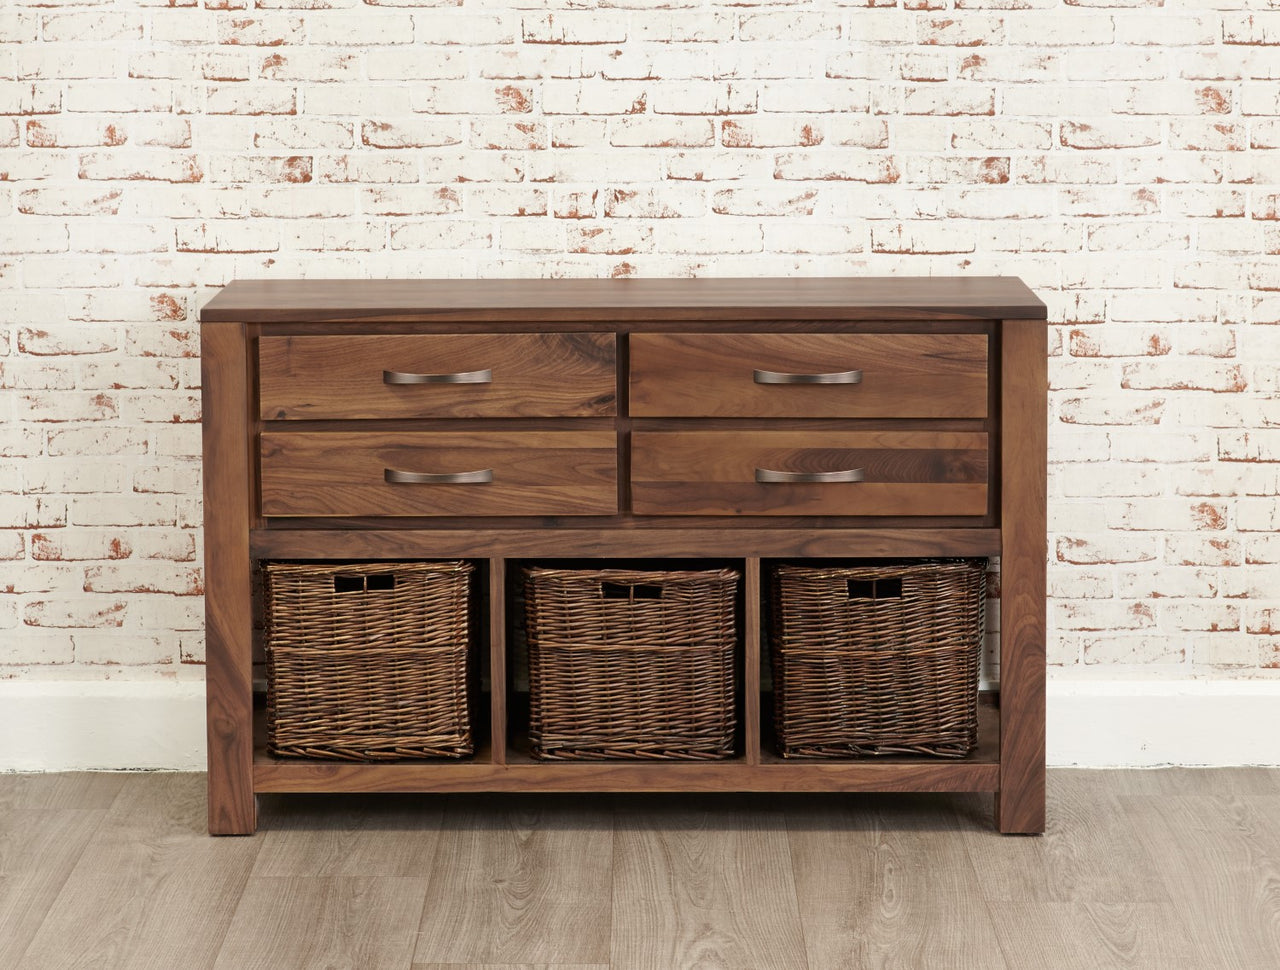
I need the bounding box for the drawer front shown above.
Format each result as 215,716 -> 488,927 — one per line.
629,333 -> 987,418
631,431 -> 987,517
259,333 -> 616,420
261,431 -> 617,517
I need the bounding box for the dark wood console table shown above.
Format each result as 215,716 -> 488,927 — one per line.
200,277 -> 1047,835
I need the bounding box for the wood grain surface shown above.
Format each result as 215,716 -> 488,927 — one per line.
201,320 -> 257,836
259,333 -> 617,420
5,770 -> 1279,969
412,796 -> 613,965
15,774 -> 260,970
201,277 -> 1048,323
216,876 -> 429,970
260,431 -> 618,517
611,796 -> 808,970
631,431 -> 988,516
631,332 -> 989,418
996,319 -> 1048,834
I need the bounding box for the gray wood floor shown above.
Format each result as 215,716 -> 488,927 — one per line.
2,770 -> 1278,969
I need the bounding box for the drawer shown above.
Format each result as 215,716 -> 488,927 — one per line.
259,333 -> 616,420
260,431 -> 617,517
630,431 -> 987,516
629,333 -> 987,418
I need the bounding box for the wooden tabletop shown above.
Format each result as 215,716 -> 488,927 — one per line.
199,276 -> 1048,323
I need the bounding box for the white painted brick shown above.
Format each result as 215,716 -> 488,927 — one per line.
415,13 -> 518,45
652,82 -> 757,116
631,12 -> 733,42
758,81 -> 866,114
1059,462 -> 1165,497
1055,600 -> 1156,632
318,155 -> 418,183
259,49 -> 362,83
307,85 -> 417,116
739,12 -> 841,42
711,185 -> 816,217
566,223 -> 656,255
606,185 -> 704,218
542,81 -> 650,116
412,83 -> 534,115
470,119 -> 548,151
872,221 -> 975,254
464,185 -> 545,217
1224,12 -> 1280,46
73,632 -> 176,666
952,119 -> 1052,150
522,12 -> 628,45
361,119 -> 462,149
530,151 -> 660,183
721,117 -> 821,148
367,47 -> 467,81
0,633 -> 73,665
253,118 -> 354,149
611,117 -> 714,147
175,221 -> 280,253
1082,635 -> 1184,665
308,13 -> 412,45
389,221 -> 493,251
1059,394 -> 1165,426
205,84 -> 296,116
903,84 -> 993,115
0,12 -> 39,44
1060,48 -> 1165,82
1115,13 -> 1214,45
774,151 -> 899,183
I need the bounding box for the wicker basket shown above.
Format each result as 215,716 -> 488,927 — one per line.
264,561 -> 474,761
523,566 -> 739,761
769,560 -> 984,759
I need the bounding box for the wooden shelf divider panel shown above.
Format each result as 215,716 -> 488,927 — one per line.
202,277 -> 1047,835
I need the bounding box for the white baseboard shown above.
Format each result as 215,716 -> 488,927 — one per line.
1047,679 -> 1280,767
0,681 -> 206,772
1,679 -> 1277,771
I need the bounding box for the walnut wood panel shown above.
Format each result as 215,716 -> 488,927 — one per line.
260,431 -> 617,517
202,277 -> 1047,324
997,320 -> 1048,835
631,431 -> 988,517
250,527 -> 1003,560
744,558 -> 762,766
259,332 -> 616,420
201,321 -> 257,836
630,333 -> 988,418
253,758 -> 1000,794
488,557 -> 507,766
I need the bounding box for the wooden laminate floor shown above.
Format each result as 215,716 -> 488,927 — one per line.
2,770 -> 1278,970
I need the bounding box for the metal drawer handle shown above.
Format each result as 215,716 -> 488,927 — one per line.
755,467 -> 865,484
753,368 -> 862,385
384,468 -> 494,485
383,368 -> 492,385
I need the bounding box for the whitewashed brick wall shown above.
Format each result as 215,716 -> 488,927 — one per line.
2,1 -> 1278,684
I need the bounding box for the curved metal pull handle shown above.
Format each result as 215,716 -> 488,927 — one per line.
755,467 -> 865,484
753,368 -> 862,385
384,468 -> 493,485
383,368 -> 492,385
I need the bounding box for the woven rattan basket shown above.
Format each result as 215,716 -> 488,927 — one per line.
769,560 -> 985,759
523,566 -> 739,761
264,560 -> 474,761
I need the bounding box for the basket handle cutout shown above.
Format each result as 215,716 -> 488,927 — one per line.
333,574 -> 396,593
601,582 -> 664,600
847,577 -> 902,600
